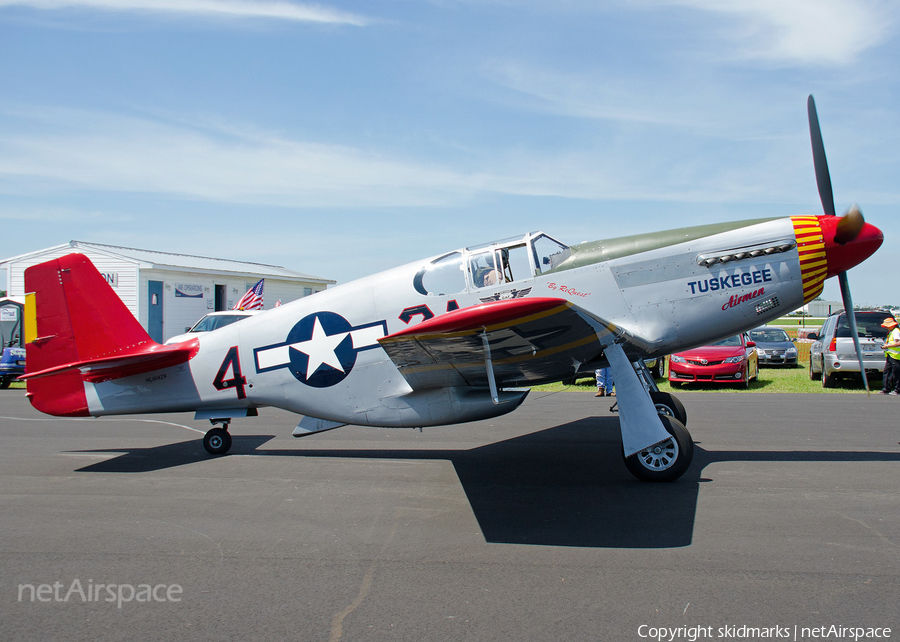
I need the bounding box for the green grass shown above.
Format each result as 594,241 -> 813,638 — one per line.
532,357 -> 881,394
772,317 -> 825,327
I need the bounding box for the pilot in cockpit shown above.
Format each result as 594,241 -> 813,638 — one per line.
471,251 -> 504,288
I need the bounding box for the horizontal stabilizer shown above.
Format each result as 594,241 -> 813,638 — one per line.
22,341 -> 198,383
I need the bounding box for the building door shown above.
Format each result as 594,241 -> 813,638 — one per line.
215,284 -> 227,311
148,280 -> 164,343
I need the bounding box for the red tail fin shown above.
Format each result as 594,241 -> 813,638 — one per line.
24,254 -> 196,416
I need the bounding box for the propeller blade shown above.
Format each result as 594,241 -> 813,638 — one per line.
808,95 -> 836,218
838,271 -> 870,394
834,204 -> 865,245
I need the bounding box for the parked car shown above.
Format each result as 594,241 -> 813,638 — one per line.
668,333 -> 758,388
0,345 -> 25,388
748,326 -> 798,366
165,310 -> 259,345
808,309 -> 897,388
0,297 -> 25,388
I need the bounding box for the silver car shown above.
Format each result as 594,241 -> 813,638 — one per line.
748,326 -> 798,366
808,310 -> 897,388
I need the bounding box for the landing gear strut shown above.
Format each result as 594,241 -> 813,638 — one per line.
615,362 -> 689,427
203,421 -> 232,455
605,349 -> 693,482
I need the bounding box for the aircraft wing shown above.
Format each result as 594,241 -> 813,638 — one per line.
378,297 -> 631,391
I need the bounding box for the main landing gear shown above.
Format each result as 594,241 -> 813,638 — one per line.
612,355 -> 692,482
622,415 -> 693,482
203,421 -> 232,455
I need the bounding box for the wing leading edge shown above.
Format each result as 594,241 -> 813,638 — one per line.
378,297 -> 636,391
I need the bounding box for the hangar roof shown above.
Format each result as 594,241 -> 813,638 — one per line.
1,240 -> 335,285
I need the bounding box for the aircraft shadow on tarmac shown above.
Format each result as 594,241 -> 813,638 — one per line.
71,418 -> 900,549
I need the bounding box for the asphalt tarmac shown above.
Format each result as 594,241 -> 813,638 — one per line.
2,388 -> 899,641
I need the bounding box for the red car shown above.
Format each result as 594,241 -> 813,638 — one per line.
668,333 -> 759,387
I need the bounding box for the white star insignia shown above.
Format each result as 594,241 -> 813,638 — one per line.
288,317 -> 350,378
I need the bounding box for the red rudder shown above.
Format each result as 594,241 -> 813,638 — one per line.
24,253 -> 155,416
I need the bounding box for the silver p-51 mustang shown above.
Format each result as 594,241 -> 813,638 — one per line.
21,97 -> 883,482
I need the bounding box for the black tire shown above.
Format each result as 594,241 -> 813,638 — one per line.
649,390 -> 687,426
623,416 -> 693,482
822,370 -> 835,389
741,360 -> 758,388
808,359 -> 819,381
0,377 -> 10,389
203,428 -> 232,455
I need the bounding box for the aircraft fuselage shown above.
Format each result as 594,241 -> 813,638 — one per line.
74,214 -> 880,429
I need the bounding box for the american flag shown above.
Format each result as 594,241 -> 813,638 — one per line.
233,279 -> 264,310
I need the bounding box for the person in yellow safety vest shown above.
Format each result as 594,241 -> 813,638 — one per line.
879,317 -> 900,395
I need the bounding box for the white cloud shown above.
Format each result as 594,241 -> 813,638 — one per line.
2,103 -> 890,214
0,0 -> 369,25
666,0 -> 892,66
481,58 -> 803,143
483,62 -> 730,130
0,204 -> 118,222
0,107 -> 734,206
0,108 -> 481,207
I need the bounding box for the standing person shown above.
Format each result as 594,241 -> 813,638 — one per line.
595,367 -> 615,397
879,317 -> 900,395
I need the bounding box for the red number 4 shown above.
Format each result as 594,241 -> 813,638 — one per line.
213,346 -> 247,399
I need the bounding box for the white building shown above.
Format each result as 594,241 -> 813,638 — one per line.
1,241 -> 335,343
800,300 -> 842,317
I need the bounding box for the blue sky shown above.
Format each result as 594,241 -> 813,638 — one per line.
0,0 -> 897,307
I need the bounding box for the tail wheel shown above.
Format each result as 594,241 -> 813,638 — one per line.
649,391 -> 687,426
623,416 -> 693,482
203,427 -> 232,455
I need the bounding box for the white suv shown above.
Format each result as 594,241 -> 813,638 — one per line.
164,310 -> 259,344
808,310 -> 897,388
